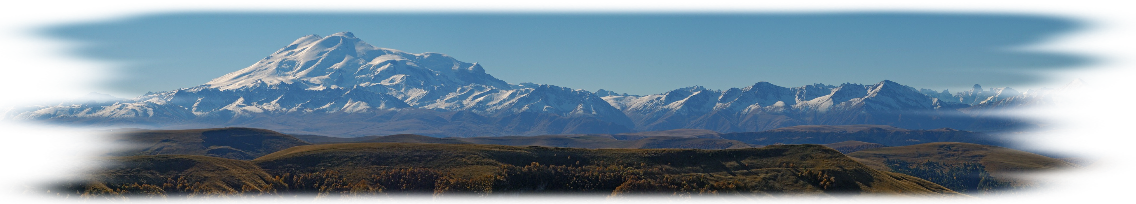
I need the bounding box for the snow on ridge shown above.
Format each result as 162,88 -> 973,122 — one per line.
166,32 -> 575,117
341,99 -> 371,113
605,80 -> 1006,117
9,32 -> 1070,134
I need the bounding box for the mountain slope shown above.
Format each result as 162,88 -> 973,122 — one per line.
14,32 -> 632,137
68,155 -> 280,196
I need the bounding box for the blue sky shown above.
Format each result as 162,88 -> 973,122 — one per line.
44,12 -> 1088,96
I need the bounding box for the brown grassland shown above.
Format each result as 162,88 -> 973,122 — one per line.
110,128 -> 311,160
64,143 -> 961,198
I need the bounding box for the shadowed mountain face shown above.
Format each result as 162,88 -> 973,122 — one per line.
846,142 -> 1073,194
11,33 -> 1054,137
66,143 -> 962,197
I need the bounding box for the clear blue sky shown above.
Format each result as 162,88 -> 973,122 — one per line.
44,12 -> 1088,96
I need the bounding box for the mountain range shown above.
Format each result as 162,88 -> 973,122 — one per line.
8,32 -> 1065,137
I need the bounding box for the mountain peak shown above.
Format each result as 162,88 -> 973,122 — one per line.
752,81 -> 780,87
205,32 -> 509,90
870,80 -> 916,92
595,89 -> 627,97
871,80 -> 920,92
677,85 -> 708,92
329,31 -> 355,38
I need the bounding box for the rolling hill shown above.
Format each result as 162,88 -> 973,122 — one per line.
64,143 -> 963,197
456,135 -> 753,149
66,155 -> 281,197
251,143 -> 960,196
109,127 -> 311,160
293,132 -> 752,149
718,125 -> 1004,147
87,126 -> 1067,197
821,141 -> 887,154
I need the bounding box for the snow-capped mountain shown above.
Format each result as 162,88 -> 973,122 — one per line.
947,84 -> 1023,106
10,32 -> 631,136
8,32 -> 1054,137
601,80 -> 1006,132
194,31 -> 624,121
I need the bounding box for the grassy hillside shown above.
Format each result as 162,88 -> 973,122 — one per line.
251,143 -> 959,196
822,141 -> 886,154
290,134 -> 374,144
457,135 -> 752,149
111,128 -> 312,160
63,155 -> 280,197
6,142 -> 986,202
846,142 -> 1073,194
296,133 -> 752,149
